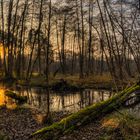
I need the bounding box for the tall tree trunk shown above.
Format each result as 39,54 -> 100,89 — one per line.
7,0 -> 14,78
87,0 -> 93,75
61,14 -> 67,75
17,0 -> 28,79
37,0 -> 44,75
45,0 -> 52,120
80,0 -> 85,78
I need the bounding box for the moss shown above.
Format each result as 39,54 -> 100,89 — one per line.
5,90 -> 27,104
32,84 -> 140,139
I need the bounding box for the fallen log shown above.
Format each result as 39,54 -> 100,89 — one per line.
5,90 -> 27,104
31,84 -> 140,140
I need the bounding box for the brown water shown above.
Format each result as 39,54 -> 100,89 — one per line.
16,87 -> 115,113
0,85 -> 139,118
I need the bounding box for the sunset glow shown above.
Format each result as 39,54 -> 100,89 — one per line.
0,89 -> 5,106
0,44 -> 4,59
0,88 -> 17,109
0,0 -> 139,139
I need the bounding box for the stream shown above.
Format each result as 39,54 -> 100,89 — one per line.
0,85 -> 140,118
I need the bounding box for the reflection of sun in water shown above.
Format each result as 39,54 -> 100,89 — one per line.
0,44 -> 4,59
0,88 -> 6,106
0,88 -> 17,109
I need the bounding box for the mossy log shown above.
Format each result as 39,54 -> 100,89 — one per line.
5,90 -> 27,104
32,84 -> 140,140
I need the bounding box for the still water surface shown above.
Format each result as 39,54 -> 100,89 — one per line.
17,87 -> 114,113
0,85 -> 139,118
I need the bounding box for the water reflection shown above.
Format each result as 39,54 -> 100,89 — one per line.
15,87 -> 114,113
0,86 -> 139,118
0,88 -> 17,109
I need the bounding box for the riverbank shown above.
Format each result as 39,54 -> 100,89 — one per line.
16,74 -> 117,90
1,73 -> 135,91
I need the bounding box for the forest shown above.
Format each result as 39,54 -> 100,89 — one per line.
0,0 -> 140,140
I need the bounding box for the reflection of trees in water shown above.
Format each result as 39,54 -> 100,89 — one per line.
78,90 -> 113,109
61,93 -> 65,109
16,88 -> 114,113
17,87 -> 50,116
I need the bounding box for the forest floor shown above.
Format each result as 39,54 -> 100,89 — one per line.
0,106 -> 42,140
60,110 -> 140,140
0,106 -> 139,140
0,106 -> 69,140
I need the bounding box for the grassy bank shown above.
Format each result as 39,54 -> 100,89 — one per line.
16,73 -> 122,90
0,73 -> 136,91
